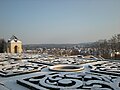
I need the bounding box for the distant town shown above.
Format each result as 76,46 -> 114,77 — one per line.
0,34 -> 120,59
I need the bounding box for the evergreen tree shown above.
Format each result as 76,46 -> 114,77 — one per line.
0,39 -> 6,53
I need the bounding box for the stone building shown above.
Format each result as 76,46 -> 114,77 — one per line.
7,35 -> 22,53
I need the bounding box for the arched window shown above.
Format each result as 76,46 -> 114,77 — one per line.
14,46 -> 18,53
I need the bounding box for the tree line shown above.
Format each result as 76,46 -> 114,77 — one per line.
85,34 -> 120,59
0,39 -> 6,53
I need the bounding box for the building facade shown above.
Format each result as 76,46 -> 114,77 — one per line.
7,35 -> 22,53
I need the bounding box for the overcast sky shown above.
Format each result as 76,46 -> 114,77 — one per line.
0,0 -> 120,44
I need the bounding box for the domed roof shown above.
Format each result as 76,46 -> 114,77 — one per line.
10,35 -> 18,40
8,35 -> 22,43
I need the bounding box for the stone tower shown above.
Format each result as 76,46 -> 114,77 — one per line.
7,35 -> 22,53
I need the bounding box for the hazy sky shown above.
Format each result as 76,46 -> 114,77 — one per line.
0,0 -> 120,44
